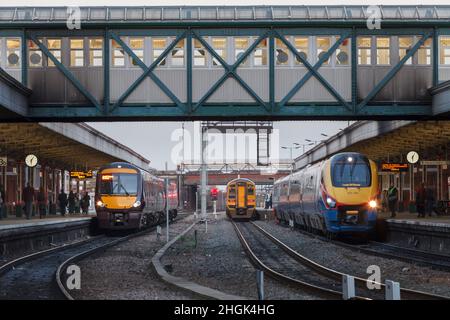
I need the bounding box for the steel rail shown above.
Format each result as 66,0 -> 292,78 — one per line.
231,220 -> 369,300
255,221 -> 449,300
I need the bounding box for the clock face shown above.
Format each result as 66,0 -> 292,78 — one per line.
407,151 -> 419,164
25,154 -> 38,167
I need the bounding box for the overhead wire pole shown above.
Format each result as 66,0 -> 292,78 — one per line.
200,123 -> 208,232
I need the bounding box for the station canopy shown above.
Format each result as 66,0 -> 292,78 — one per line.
0,6 -> 450,22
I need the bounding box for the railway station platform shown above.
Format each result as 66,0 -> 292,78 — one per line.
0,214 -> 96,259
378,211 -> 450,256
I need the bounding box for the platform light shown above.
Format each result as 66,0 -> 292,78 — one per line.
369,200 -> 377,208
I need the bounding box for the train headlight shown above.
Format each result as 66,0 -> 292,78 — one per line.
326,197 -> 336,208
96,200 -> 105,208
369,200 -> 377,208
133,201 -> 141,208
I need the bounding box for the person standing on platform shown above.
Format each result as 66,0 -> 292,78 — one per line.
23,183 -> 35,220
416,183 -> 426,218
387,183 -> 398,218
425,186 -> 435,217
58,190 -> 68,216
37,187 -> 47,219
68,190 -> 75,214
74,193 -> 81,214
0,185 -> 5,206
81,192 -> 90,215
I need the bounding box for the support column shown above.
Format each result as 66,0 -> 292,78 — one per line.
200,125 -> 207,227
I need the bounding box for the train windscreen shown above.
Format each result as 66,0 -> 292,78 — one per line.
99,173 -> 138,195
331,155 -> 371,187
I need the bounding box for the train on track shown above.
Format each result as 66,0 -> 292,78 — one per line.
225,178 -> 258,220
273,152 -> 378,238
95,162 -> 178,230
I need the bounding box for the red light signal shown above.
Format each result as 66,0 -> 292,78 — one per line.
210,187 -> 218,200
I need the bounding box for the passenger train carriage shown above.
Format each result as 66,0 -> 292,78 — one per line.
95,162 -> 178,230
273,152 -> 378,238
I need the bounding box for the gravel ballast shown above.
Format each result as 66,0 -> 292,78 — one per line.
255,219 -> 450,297
162,213 -> 322,300
72,214 -> 198,300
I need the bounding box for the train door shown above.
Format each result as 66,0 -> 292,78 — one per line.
237,182 -> 247,208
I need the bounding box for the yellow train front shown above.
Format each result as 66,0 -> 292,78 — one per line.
225,178 -> 257,220
95,162 -> 177,231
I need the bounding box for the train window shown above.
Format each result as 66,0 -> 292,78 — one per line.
248,185 -> 255,195
28,39 -> 43,68
129,37 -> 144,66
275,38 -> 289,65
99,173 -> 138,195
439,37 -> 450,65
47,39 -> 62,67
335,37 -> 350,65
228,185 -> 236,198
152,38 -> 167,66
235,37 -> 250,66
171,38 -> 185,66
376,37 -> 390,65
254,38 -> 267,66
357,37 -> 371,65
6,38 -> 21,68
331,155 -> 371,187
211,37 -> 227,66
112,39 -> 125,67
193,39 -> 206,67
316,37 -> 331,65
398,37 -> 413,65
294,36 -> 308,64
89,38 -> 103,66
418,38 -> 432,65
70,39 -> 84,67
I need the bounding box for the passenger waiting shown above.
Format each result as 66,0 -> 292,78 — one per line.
58,190 -> 68,216
425,187 -> 435,217
22,183 -> 35,220
37,187 -> 47,219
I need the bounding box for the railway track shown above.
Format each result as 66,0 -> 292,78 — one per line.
0,214 -> 188,300
234,220 -> 448,300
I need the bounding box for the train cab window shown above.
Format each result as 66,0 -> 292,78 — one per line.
89,38 -> 103,66
99,173 -> 138,195
112,39 -> 125,67
248,185 -> 255,195
193,39 -> 207,67
28,39 -> 43,68
398,37 -> 413,65
171,38 -> 185,66
152,38 -> 167,66
335,37 -> 350,65
439,37 -> 450,65
211,37 -> 227,66
418,38 -> 432,65
6,38 -> 21,68
357,37 -> 371,65
331,155 -> 371,187
253,38 -> 267,66
316,37 -> 331,65
376,37 -> 390,65
228,185 -> 236,198
235,37 -> 250,66
70,39 -> 84,67
47,39 -> 62,67
275,38 -> 289,66
294,36 -> 308,65
129,37 -> 144,66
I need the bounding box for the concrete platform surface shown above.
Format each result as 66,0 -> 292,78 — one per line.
0,215 -> 95,231
379,211 -> 450,227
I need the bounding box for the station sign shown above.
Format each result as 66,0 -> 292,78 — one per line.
420,161 -> 450,166
70,170 -> 93,180
381,163 -> 409,172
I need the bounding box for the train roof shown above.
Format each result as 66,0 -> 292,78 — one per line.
226,177 -> 255,185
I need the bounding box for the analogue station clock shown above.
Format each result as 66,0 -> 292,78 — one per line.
406,151 -> 419,164
25,154 -> 38,167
